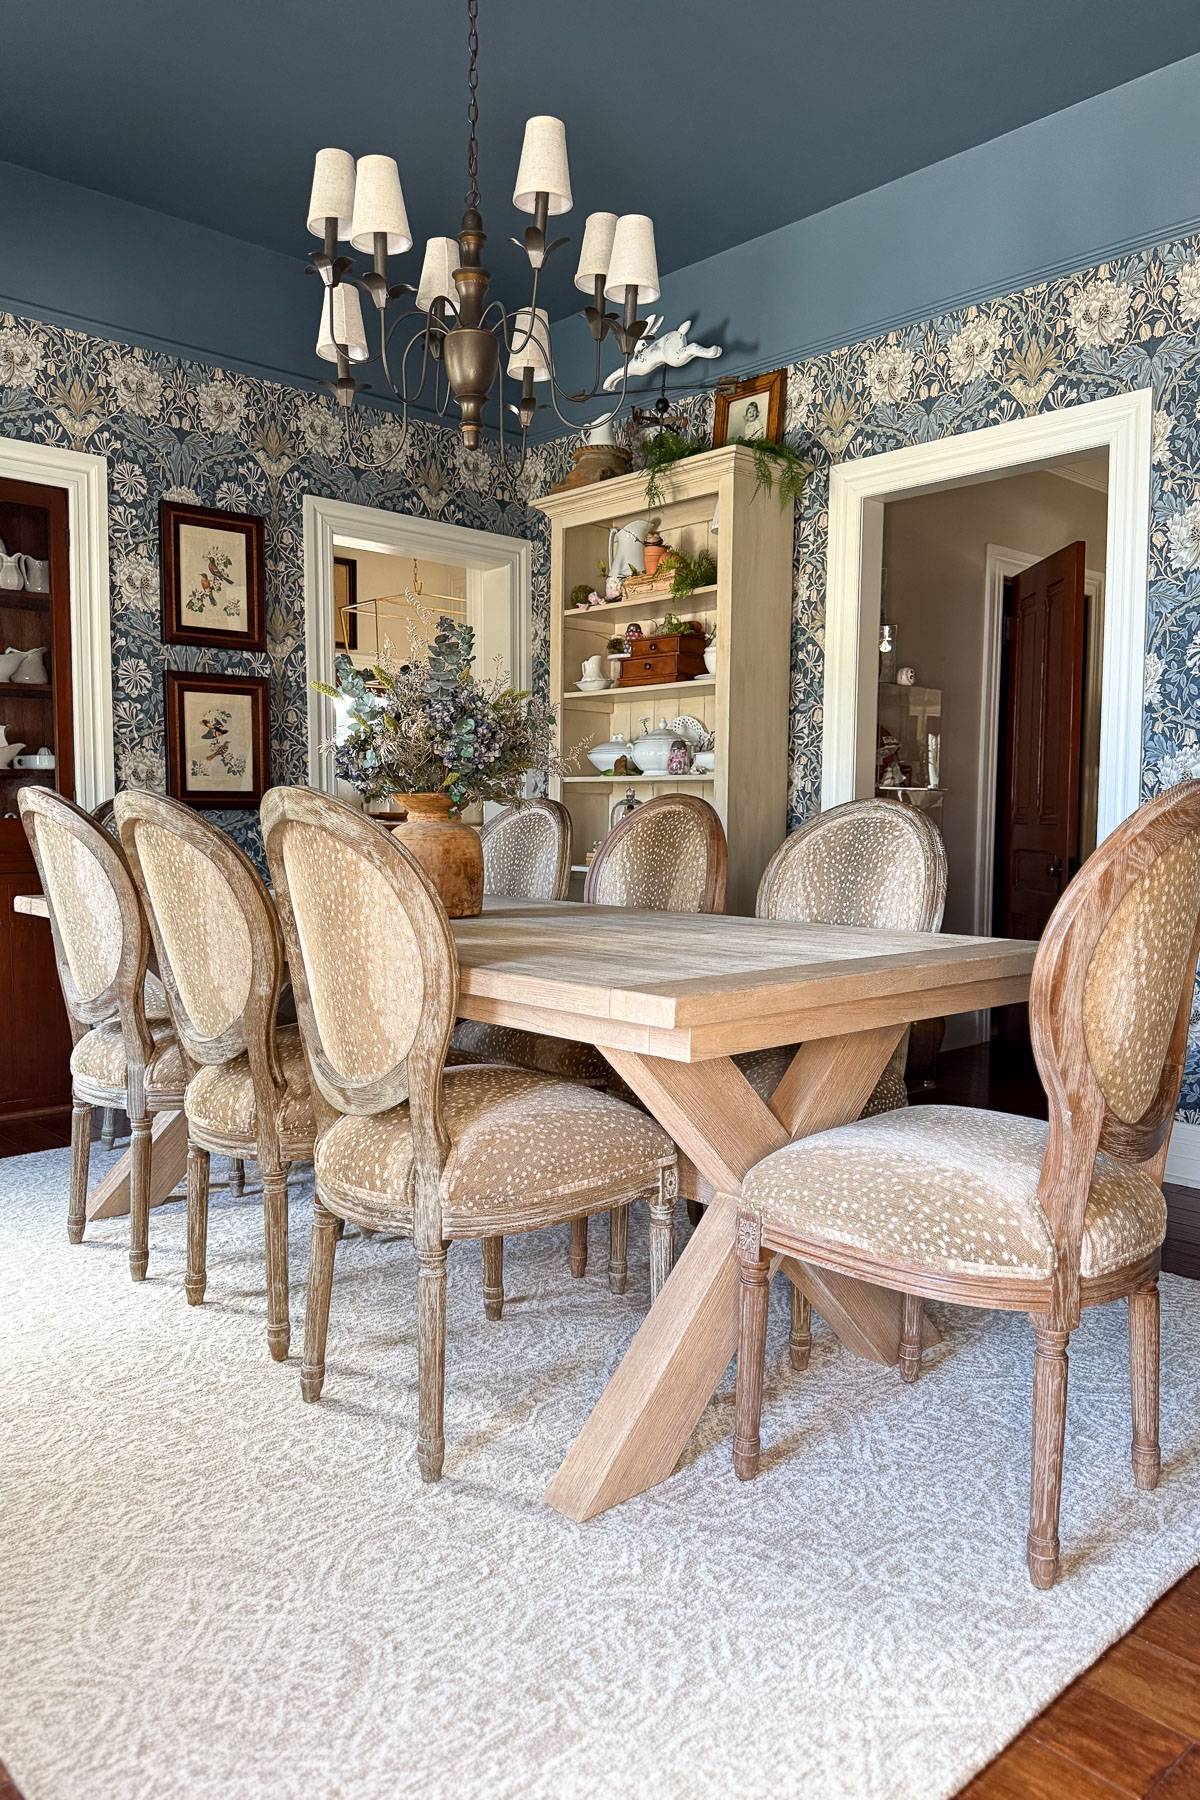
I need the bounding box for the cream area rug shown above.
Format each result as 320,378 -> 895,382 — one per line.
2,1148 -> 1200,1800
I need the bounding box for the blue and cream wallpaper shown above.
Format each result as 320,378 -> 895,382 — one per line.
4,229 -> 1200,1108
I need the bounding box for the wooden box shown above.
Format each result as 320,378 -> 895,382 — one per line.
619,632 -> 707,686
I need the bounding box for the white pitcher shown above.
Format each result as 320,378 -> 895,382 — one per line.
18,555 -> 49,593
606,518 -> 652,581
0,555 -> 25,592
12,647 -> 48,684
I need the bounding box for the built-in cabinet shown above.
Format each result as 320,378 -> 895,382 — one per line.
0,476 -> 75,1151
536,444 -> 794,914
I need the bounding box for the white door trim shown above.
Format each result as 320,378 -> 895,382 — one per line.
822,388 -> 1153,850
0,435 -> 112,809
303,496 -> 532,793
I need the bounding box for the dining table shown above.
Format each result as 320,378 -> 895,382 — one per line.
17,887 -> 1036,1521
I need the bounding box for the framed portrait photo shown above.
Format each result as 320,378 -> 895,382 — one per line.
165,671 -> 270,809
713,367 -> 786,448
160,499 -> 266,651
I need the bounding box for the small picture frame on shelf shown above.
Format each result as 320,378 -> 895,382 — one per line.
160,499 -> 266,651
713,368 -> 785,448
164,671 -> 270,809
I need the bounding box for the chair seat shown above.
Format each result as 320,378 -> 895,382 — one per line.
70,1019 -> 186,1104
742,1105 -> 1166,1282
185,1023 -> 315,1156
315,1064 -> 673,1234
450,1020 -> 610,1084
736,1045 -> 907,1117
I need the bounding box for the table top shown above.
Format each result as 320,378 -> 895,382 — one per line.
17,891 -> 1036,1062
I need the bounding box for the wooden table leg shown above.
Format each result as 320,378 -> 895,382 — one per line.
546,1030 -> 912,1521
87,1109 -> 188,1221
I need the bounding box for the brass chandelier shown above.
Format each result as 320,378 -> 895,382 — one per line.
304,0 -> 660,455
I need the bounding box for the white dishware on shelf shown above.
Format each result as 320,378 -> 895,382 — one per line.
580,654 -> 608,685
630,716 -> 687,776
670,714 -> 707,747
704,643 -> 717,675
0,727 -> 26,769
586,732 -> 630,774
12,647 -> 48,683
693,750 -> 716,774
576,679 -> 610,693
606,518 -> 653,581
0,555 -> 25,592
18,556 -> 50,593
14,747 -> 55,769
0,648 -> 24,682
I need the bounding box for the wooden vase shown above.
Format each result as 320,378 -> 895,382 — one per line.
387,792 -> 484,918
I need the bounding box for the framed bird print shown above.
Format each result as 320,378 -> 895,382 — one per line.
160,499 -> 266,650
164,671 -> 270,808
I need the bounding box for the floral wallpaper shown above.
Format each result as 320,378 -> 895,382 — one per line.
0,312 -> 552,854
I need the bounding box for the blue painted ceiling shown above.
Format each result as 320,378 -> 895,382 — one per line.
4,0 -> 1200,325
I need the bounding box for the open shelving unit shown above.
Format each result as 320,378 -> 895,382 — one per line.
535,443 -> 794,914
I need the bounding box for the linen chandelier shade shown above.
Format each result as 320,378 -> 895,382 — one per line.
307,148 -> 357,239
573,212 -> 618,294
512,115 -> 572,215
506,307 -> 551,381
604,215 -> 660,305
416,237 -> 461,313
317,283 -> 370,362
350,154 -> 413,255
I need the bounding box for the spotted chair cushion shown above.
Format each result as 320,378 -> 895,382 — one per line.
742,1105 -> 1166,1281
450,1020 -> 610,1083
70,1020 -> 187,1103
184,1024 -> 315,1155
315,1064 -> 673,1234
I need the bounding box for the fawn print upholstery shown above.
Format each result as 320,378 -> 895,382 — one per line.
584,796 -> 726,912
733,782 -> 1200,1592
261,786 -> 680,1483
36,817 -> 124,1003
1083,833 -> 1200,1124
70,1020 -> 186,1102
316,1063 -> 673,1232
134,824 -> 254,1039
740,1105 -> 1166,1282
185,1024 -> 315,1155
481,799 -> 571,901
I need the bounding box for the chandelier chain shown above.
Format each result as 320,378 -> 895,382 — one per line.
465,0 -> 480,211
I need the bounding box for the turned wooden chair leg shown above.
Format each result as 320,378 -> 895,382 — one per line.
185,1144 -> 210,1305
789,1285 -> 812,1371
1027,1321 -> 1070,1589
301,1199 -> 339,1402
649,1164 -> 678,1302
100,1106 -> 116,1151
68,1098 -> 91,1245
229,1157 -> 246,1197
128,1111 -> 151,1282
262,1168 -> 290,1362
899,1294 -> 924,1383
416,1244 -> 448,1482
734,1220 -> 771,1481
1129,1283 -> 1161,1490
608,1205 -> 629,1294
482,1235 -> 504,1321
569,1215 -> 588,1277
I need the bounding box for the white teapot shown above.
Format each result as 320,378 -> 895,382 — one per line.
0,726 -> 25,770
607,517 -> 653,582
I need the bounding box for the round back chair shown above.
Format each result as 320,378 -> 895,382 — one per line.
584,795 -> 727,913
756,798 -> 947,932
481,798 -> 571,900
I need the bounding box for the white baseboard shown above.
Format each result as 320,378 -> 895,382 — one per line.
1166,1119 -> 1200,1188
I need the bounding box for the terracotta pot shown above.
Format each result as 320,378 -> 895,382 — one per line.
387,791 -> 483,918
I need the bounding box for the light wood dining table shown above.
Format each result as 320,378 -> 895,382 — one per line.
18,888 -> 1036,1520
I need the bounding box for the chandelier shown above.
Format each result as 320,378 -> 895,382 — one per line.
304,0 -> 659,457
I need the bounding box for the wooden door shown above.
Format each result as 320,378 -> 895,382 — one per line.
996,541 -> 1086,943
0,476 -> 75,1153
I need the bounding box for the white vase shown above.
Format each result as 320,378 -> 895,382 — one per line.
703,644 -> 717,675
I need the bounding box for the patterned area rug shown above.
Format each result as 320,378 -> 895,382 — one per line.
2,1147 -> 1199,1800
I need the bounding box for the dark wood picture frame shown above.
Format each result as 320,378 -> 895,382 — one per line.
713,367 -> 786,448
160,499 -> 266,651
164,671 -> 270,809
334,555 -> 358,651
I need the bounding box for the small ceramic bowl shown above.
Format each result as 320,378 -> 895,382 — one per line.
693,750 -> 716,774
576,677 -> 610,692
0,741 -> 27,769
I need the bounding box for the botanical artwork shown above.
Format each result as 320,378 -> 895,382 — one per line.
179,524 -> 245,627
165,671 -> 268,808
184,694 -> 251,790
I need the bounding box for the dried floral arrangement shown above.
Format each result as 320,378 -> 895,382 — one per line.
315,612 -> 566,811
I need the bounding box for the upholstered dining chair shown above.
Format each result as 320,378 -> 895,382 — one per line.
261,787 -> 678,1480
731,780 -> 1200,1589
20,787 -> 188,1279
480,797 -> 572,900
733,799 -> 947,1368
454,793 -> 727,1286
115,792 -> 316,1361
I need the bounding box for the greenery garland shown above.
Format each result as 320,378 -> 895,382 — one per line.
640,429 -> 807,509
